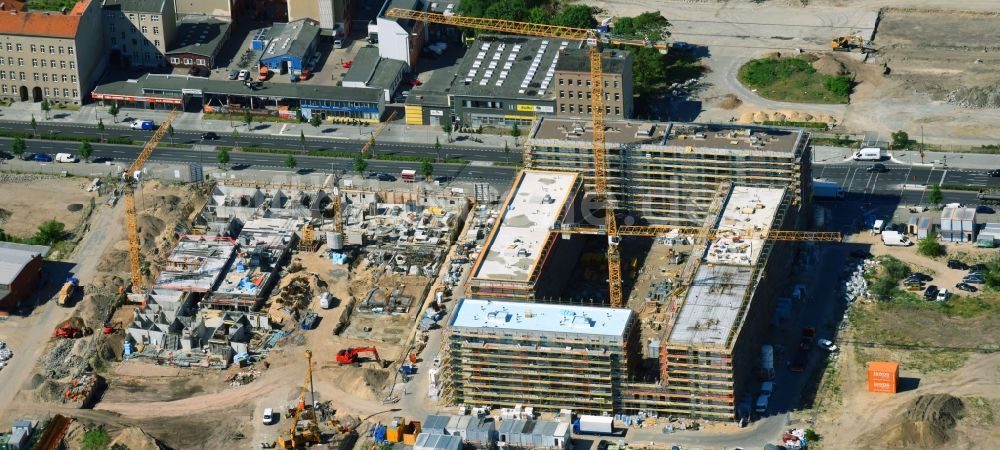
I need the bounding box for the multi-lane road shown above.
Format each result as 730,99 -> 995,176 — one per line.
813,163 -> 999,205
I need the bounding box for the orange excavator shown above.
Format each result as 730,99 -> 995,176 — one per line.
335,347 -> 380,365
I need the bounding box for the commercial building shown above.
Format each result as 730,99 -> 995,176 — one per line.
526,119 -> 810,226
102,0 -> 177,68
342,46 -> 404,102
91,73 -> 384,121
446,298 -> 638,414
374,0 -> 425,68
0,242 -> 49,311
554,49 -> 633,120
288,0 -> 354,36
620,185 -> 800,420
165,15 -> 231,69
940,206 -> 977,243
258,18 -> 319,77
466,169 -> 584,300
0,0 -> 106,105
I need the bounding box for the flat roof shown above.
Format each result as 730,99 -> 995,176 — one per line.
450,36 -> 583,100
471,170 -> 578,283
427,1 -> 459,14
168,15 -> 230,57
152,236 -> 237,292
343,46 -> 405,91
92,73 -> 383,103
529,117 -> 806,154
705,186 -> 786,266
451,298 -> 633,338
555,49 -> 629,75
668,264 -> 754,347
261,19 -> 319,62
102,0 -> 166,14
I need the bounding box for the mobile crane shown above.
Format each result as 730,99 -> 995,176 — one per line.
277,350 -> 321,449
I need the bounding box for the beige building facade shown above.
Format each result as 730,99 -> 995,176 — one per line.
103,0 -> 177,68
554,49 -> 633,120
0,0 -> 106,105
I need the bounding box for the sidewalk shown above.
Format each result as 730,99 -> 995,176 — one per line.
812,145 -> 1000,170
1,102 -> 517,149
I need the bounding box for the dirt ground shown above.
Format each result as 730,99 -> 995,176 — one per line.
0,176 -> 97,237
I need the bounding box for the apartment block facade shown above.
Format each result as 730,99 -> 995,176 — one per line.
554,49 -> 633,120
0,0 -> 106,105
102,0 -> 176,68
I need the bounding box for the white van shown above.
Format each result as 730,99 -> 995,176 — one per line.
854,147 -> 885,161
755,395 -> 769,414
262,408 -> 275,424
319,292 -> 332,309
55,153 -> 78,163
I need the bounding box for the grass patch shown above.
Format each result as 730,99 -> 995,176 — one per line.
810,135 -> 859,147
935,184 -> 986,192
160,143 -> 193,149
761,120 -> 829,130
908,349 -> 969,372
962,397 -> 997,428
203,112 -> 301,124
738,56 -> 851,104
232,146 -> 469,164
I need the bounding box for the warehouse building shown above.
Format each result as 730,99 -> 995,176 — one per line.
466,169 -> 584,300
445,298 -> 639,414
0,242 -> 49,312
258,18 -> 320,78
619,185 -> 800,420
525,118 -> 810,227
342,46 -> 405,102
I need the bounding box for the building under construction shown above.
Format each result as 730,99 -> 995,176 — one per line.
445,298 -> 638,414
466,169 -> 584,300
525,118 -> 810,226
619,185 -> 798,420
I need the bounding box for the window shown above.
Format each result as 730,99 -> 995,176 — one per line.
576,79 -> 582,86
578,91 -> 582,98
615,107 -> 621,115
8,71 -> 13,80
111,38 -> 117,45
110,23 -> 116,32
58,47 -> 64,55
29,45 -> 35,52
614,93 -> 620,101
72,89 -> 77,98
586,80 -> 591,87
70,75 -> 76,83
48,46 -> 54,53
1,85 -> 6,93
154,40 -> 160,48
67,46 -> 73,55
40,60 -> 46,68
63,88 -> 68,98
604,80 -> 609,88
43,87 -> 49,96
141,26 -> 147,33
153,27 -> 159,35
196,58 -> 206,66
614,80 -> 619,88
4,44 -> 10,51
128,13 -> 135,20
39,45 -> 45,54
568,91 -> 573,99
16,58 -> 22,66
587,105 -> 592,114
140,14 -> 147,21
606,106 -> 611,114
0,72 -> 5,80
569,105 -> 575,113
31,59 -> 36,67
586,92 -> 591,99
15,44 -> 21,52
61,74 -> 67,83
170,57 -> 180,64
36,73 -> 41,81
558,78 -> 563,85
183,58 -> 192,65
69,61 -> 74,69
559,104 -> 565,112
559,90 -> 564,98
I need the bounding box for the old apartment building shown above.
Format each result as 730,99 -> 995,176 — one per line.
102,0 -> 177,68
554,49 -> 633,120
0,0 -> 106,104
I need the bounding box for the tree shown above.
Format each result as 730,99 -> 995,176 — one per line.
108,103 -> 119,122
527,6 -> 550,25
33,220 -> 66,245
613,12 -> 671,41
284,153 -> 297,170
510,122 -> 521,146
928,184 -> 943,207
232,129 -> 240,150
300,130 -> 306,152
985,258 -> 1000,290
553,5 -> 597,28
917,235 -> 946,258
243,110 -> 253,132
309,114 -> 322,128
441,122 -> 452,142
96,118 -> 105,143
353,153 -> 368,174
504,141 -> 511,164
485,0 -> 530,21
216,148 -> 230,168
29,115 -> 37,137
295,108 -> 304,122
78,141 -> 93,162
632,47 -> 668,96
823,75 -> 852,98
420,160 -> 434,180
434,136 -> 443,162
40,99 -> 50,120
166,123 -> 175,144
10,137 -> 26,158
891,130 -> 910,150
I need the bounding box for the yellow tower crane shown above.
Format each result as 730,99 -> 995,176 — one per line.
384,8 -> 668,308
123,109 -> 178,293
359,110 -> 398,156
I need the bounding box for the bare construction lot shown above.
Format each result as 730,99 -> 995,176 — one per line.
0,175 -> 96,238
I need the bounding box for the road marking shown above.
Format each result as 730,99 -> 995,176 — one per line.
939,170 -> 947,186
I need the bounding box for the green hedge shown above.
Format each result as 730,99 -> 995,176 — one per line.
236,146 -> 468,164
761,120 -> 829,130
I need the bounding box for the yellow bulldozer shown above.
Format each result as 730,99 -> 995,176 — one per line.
831,35 -> 875,53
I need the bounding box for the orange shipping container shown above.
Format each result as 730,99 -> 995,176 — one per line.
868,378 -> 897,393
386,428 -> 402,443
867,361 -> 899,393
403,434 -> 417,445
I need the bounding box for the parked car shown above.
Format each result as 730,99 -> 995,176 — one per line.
970,263 -> 988,273
228,69 -> 239,80
30,153 -> 52,162
238,69 -> 250,81
817,339 -> 838,352
201,131 -> 219,140
976,205 -> 996,214
368,172 -> 395,182
262,408 -> 275,425
0,150 -> 13,160
433,176 -> 451,183
956,283 -> 978,293
923,285 -> 939,300
902,278 -> 925,287
911,272 -> 932,282
130,120 -> 155,130
989,169 -> 1000,177
936,289 -> 951,301
55,153 -> 78,163
963,276 -> 985,285
947,259 -> 969,270
867,163 -> 889,173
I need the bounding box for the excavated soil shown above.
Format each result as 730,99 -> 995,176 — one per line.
876,394 -> 965,448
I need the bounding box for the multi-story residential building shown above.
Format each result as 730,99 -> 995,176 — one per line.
445,298 -> 639,414
0,0 -> 106,105
288,0 -> 353,36
102,0 -> 177,68
554,49 -> 633,120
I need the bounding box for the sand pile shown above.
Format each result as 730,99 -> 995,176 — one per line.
879,394 -> 965,448
946,85 -> 1000,109
813,55 -> 848,75
718,94 -> 742,110
110,426 -> 164,450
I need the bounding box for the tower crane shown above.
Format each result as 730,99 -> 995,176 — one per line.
123,109 -> 178,293
359,110 -> 397,156
384,9 -> 840,307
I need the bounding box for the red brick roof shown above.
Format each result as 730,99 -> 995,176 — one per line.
0,0 -> 90,38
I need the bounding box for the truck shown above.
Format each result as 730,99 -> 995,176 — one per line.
401,169 -> 416,183
979,189 -> 1000,206
755,394 -> 769,414
57,277 -> 79,306
760,344 -> 775,380
573,415 -> 613,435
881,230 -> 912,246
55,153 -> 78,163
854,147 -> 886,161
812,180 -> 845,199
